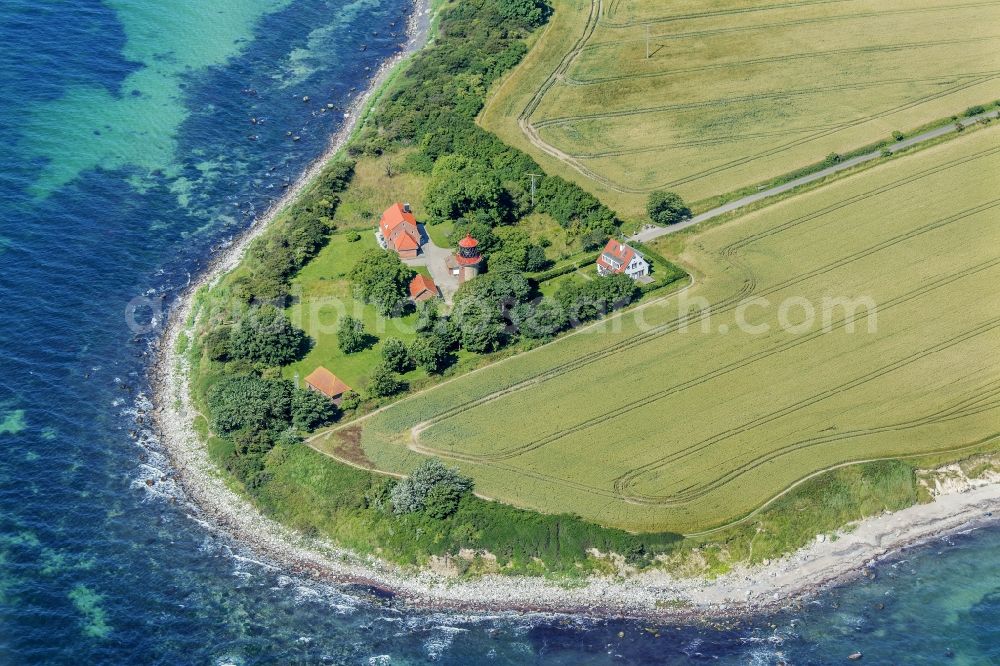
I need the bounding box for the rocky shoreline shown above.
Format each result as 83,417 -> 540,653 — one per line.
147,0 -> 1000,621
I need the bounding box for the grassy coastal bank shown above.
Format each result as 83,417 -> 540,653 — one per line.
157,0 -> 1000,609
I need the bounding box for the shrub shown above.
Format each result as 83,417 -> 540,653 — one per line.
204,325 -> 232,362
892,130 -> 905,141
291,388 -> 338,431
964,104 -> 986,117
646,191 -> 691,226
580,229 -> 608,251
346,231 -> 361,242
390,459 -> 474,516
364,477 -> 396,512
339,390 -> 362,412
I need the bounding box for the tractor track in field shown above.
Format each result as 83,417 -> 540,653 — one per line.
535,73 -> 1000,194
543,72 -> 1000,125
418,251 -> 1000,464
598,0 -> 856,28
584,1 -> 1000,51
611,316 -> 1000,499
561,37 -> 1000,86
515,0 -> 1000,196
413,318 -> 1000,509
650,384 -> 1000,504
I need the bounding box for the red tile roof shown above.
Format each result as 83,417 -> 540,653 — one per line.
596,239 -> 637,274
380,203 -> 417,232
304,367 -> 351,399
395,232 -> 419,251
379,203 -> 421,254
409,274 -> 438,301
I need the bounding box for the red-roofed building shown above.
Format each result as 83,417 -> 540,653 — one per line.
409,274 -> 439,302
304,367 -> 352,406
377,203 -> 422,259
596,239 -> 649,279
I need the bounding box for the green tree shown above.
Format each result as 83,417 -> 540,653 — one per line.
227,306 -> 308,366
515,298 -> 568,340
203,325 -> 232,362
646,191 -> 691,226
349,249 -> 416,316
424,483 -> 465,519
452,299 -> 506,353
337,316 -> 370,354
367,362 -> 404,398
525,245 -> 550,272
409,333 -> 453,373
380,338 -> 414,373
414,299 -> 440,334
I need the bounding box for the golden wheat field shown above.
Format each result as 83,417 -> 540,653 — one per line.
480,0 -> 1000,215
317,130 -> 1000,533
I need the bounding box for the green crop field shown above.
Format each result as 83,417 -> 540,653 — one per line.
480,0 -> 1000,216
316,130 -> 1000,534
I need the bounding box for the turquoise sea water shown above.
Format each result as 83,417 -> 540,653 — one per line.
1,1 -> 998,662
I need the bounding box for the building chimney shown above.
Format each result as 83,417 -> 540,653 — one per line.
403,202 -> 411,213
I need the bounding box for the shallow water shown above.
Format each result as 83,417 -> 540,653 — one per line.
1,1 -> 998,663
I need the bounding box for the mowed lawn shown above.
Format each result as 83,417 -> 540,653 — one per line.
320,130 -> 1000,533
481,0 -> 1000,214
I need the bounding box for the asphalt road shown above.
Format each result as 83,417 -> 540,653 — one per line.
630,110 -> 1000,244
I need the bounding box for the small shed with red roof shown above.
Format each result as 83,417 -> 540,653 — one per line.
304,367 -> 352,406
409,274 -> 439,303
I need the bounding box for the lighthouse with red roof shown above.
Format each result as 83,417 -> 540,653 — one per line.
447,233 -> 483,283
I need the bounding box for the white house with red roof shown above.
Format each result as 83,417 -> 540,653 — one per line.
377,203 -> 422,259
596,239 -> 649,280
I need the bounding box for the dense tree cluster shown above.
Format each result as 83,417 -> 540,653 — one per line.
555,273 -> 640,324
226,305 -> 308,366
207,374 -> 337,488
